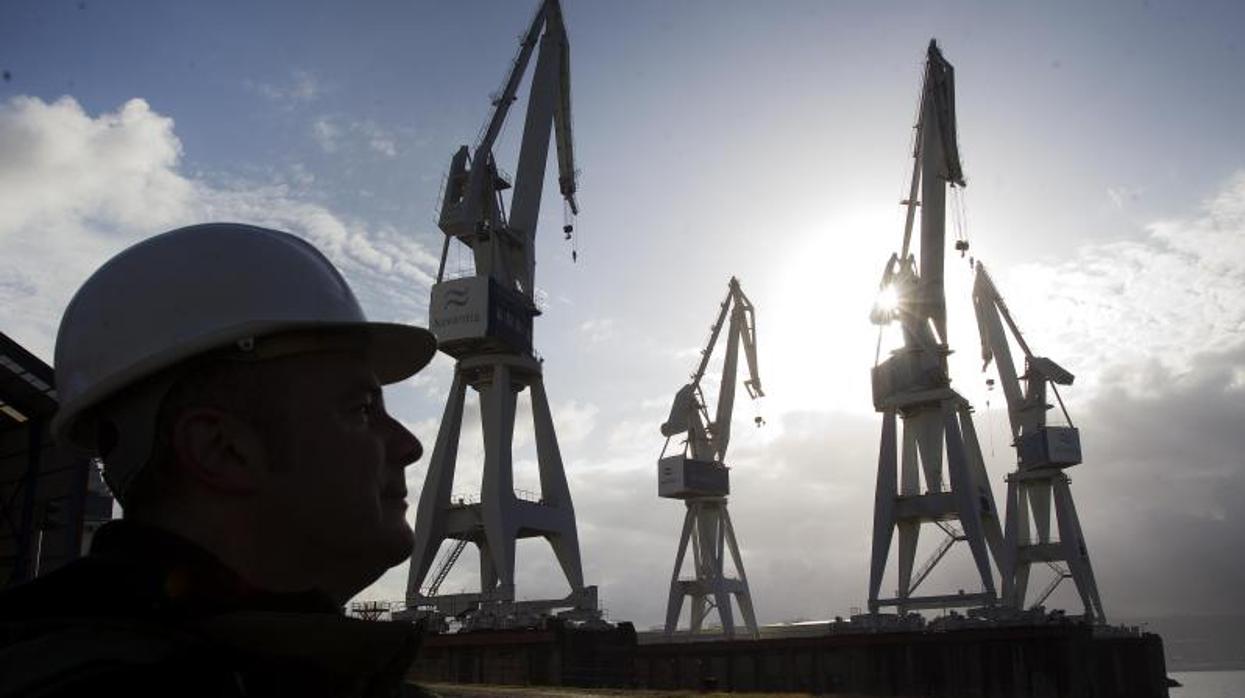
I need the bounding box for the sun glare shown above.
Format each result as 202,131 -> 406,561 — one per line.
760,214 -> 896,415
874,284 -> 899,315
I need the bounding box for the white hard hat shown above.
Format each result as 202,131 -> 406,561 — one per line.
52,222 -> 437,455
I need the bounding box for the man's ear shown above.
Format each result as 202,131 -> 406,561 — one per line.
172,408 -> 267,494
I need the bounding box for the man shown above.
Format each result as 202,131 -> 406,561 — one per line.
0,223 -> 439,697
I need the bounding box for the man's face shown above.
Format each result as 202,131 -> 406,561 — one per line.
256,350 -> 421,597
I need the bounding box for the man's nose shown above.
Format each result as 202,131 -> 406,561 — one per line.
386,415 -> 422,467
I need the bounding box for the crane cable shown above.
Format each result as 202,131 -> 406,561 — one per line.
955,187 -> 971,258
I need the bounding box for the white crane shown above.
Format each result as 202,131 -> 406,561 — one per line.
972,262 -> 1105,622
658,277 -> 762,639
867,40 -> 1005,615
406,0 -> 599,627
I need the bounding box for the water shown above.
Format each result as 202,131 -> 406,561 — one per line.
1169,670 -> 1245,698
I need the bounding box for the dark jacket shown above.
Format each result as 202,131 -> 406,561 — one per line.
0,521 -> 427,697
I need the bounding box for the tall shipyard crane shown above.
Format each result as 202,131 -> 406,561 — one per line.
659,277 -> 762,639
405,0 -> 599,627
866,40 -> 1004,615
972,263 -> 1106,622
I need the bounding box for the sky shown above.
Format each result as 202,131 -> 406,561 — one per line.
1,0 -> 1243,629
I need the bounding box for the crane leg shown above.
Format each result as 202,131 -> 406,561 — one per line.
664,504 -> 696,636
407,370 -> 467,601
479,363 -> 519,600
868,411 -> 899,611
944,404 -> 997,596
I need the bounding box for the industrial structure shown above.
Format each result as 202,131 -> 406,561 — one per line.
0,14 -> 1152,691
866,41 -> 1005,614
404,0 -> 599,627
659,277 -> 762,639
0,332 -> 112,588
972,262 -> 1106,622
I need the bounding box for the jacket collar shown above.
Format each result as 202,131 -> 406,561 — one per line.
91,519 -> 342,616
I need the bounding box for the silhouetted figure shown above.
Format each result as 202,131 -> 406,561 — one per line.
0,223 -> 438,697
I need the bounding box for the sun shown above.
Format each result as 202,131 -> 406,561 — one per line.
757,212 -> 901,415
874,284 -> 899,315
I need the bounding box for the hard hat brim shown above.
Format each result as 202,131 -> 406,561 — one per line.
356,322 -> 439,385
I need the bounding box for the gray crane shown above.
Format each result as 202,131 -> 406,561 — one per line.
866,40 -> 1005,616
972,262 -> 1105,623
659,277 -> 763,639
407,0 -> 599,629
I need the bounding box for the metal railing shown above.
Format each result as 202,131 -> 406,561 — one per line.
907,521 -> 962,596
426,539 -> 470,597
449,489 -> 547,507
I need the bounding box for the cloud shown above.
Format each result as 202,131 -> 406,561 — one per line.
0,96 -> 191,235
0,95 -> 439,360
355,120 -> 398,158
997,171 -> 1245,397
552,400 -> 598,446
578,317 -> 616,343
1106,184 -> 1143,210
311,117 -> 339,153
1072,343 -> 1245,616
310,117 -> 398,158
248,69 -> 321,106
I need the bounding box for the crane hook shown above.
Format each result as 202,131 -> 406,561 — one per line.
563,200 -> 578,262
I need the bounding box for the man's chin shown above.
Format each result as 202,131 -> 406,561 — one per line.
378,521 -> 416,566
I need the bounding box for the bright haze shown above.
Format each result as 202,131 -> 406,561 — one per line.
2,1 -> 1242,629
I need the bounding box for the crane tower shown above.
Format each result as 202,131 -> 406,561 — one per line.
972,263 -> 1105,622
866,41 -> 1004,615
659,277 -> 762,639
405,0 -> 598,626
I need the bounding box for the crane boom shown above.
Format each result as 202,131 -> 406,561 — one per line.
973,261 -> 1075,441
973,261 -> 1078,466
889,40 -> 964,344
435,0 -> 578,304
662,277 -> 763,465
475,2 -> 548,159
712,279 -> 763,457
510,0 -> 576,265
552,8 -> 578,215
972,264 -> 1028,439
